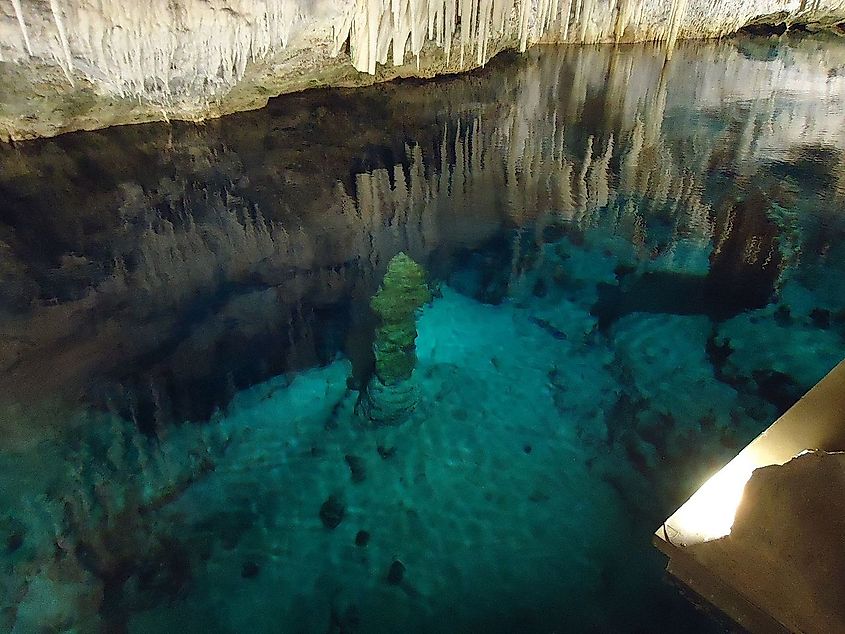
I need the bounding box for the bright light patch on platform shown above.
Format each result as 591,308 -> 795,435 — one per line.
665,455 -> 758,545
657,356 -> 845,579
660,435 -> 801,547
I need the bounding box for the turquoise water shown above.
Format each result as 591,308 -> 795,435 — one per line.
1,32 -> 844,632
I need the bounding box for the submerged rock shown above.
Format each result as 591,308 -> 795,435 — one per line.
319,495 -> 346,530
344,454 -> 366,483
376,445 -> 397,460
386,560 -> 406,585
358,378 -> 420,426
355,531 -> 370,547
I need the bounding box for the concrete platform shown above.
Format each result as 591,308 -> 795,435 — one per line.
654,360 -> 845,633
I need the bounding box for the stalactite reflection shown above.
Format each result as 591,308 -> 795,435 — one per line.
0,34 -> 843,431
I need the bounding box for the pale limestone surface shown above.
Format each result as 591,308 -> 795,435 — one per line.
2,0 -> 845,139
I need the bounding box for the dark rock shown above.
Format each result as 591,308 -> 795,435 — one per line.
1,516 -> 26,556
452,408 -> 468,421
810,308 -> 831,329
447,235 -> 513,305
386,560 -> 405,585
523,444 -> 533,454
133,538 -> 193,603
355,530 -> 370,547
377,445 -> 396,460
699,413 -> 716,432
319,495 -> 346,529
344,454 -> 366,483
529,316 -> 566,340
241,561 -> 260,579
737,21 -> 788,37
6,531 -> 23,553
753,369 -> 804,413
613,263 -> 636,280
528,489 -> 550,502
707,191 -> 782,314
774,305 -> 793,326
532,278 -> 548,298
705,333 -> 735,386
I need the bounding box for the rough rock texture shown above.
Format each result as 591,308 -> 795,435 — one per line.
689,451 -> 845,634
358,252 -> 430,426
2,0 -> 845,139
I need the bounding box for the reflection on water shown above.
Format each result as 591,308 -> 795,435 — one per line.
1,33 -> 844,633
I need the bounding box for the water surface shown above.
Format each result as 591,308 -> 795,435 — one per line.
1,32 -> 844,633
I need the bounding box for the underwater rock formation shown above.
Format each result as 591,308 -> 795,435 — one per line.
358,252 -> 431,425
3,0 -> 845,139
0,413 -> 229,632
370,253 -> 432,386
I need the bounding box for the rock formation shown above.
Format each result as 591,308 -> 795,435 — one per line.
358,252 -> 431,425
2,0 -> 845,139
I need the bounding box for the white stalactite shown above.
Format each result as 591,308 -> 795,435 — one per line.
2,0 -> 304,103
49,0 -> 74,85
1,0 -> 845,120
330,0 -> 845,75
10,0 -> 33,56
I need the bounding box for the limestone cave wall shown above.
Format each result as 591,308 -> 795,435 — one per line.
1,0 -> 845,139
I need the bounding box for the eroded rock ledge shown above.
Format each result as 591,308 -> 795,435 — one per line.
2,0 -> 845,140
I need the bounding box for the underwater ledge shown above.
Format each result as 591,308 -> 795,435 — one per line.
655,358 -> 845,633
2,0 -> 845,140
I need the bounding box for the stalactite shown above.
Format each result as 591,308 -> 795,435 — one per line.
559,0 -> 573,40
665,0 -> 689,60
10,0 -> 33,56
334,0 -> 525,75
574,135 -> 593,222
613,0 -> 632,42
586,134 -> 614,211
1,0 -> 304,104
49,0 -> 75,85
3,0 -> 844,109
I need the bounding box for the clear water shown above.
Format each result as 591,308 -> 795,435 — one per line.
1,32 -> 844,633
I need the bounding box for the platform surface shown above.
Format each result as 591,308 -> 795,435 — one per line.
654,359 -> 845,633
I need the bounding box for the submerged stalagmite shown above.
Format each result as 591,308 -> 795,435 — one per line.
359,253 -> 432,425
